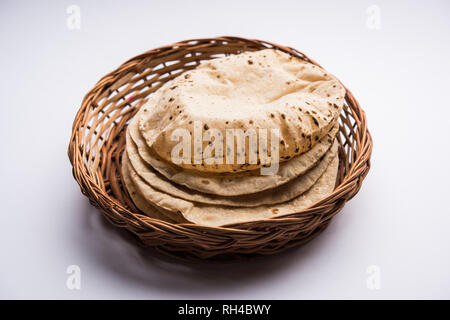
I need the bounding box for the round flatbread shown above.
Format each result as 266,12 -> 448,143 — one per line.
138,48 -> 345,173
126,128 -> 338,206
129,108 -> 339,196
121,156 -> 177,223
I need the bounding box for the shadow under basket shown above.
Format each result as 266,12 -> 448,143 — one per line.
68,37 -> 373,262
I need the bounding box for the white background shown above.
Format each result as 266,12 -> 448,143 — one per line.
1,0 -> 449,299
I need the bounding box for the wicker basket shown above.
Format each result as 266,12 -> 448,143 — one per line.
68,37 -> 372,261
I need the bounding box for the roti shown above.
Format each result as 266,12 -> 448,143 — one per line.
126,128 -> 338,206
121,156 -> 177,223
129,107 -> 339,196
138,49 -> 345,172
126,150 -> 339,227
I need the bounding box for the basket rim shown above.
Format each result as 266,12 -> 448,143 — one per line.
68,36 -> 373,233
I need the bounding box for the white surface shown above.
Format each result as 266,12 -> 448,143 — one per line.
1,0 -> 449,299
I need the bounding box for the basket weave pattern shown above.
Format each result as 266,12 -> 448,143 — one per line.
68,37 -> 372,261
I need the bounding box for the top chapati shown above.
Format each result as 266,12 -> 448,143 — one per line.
138,49 -> 345,173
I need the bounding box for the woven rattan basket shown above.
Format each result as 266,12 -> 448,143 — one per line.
68,37 -> 372,261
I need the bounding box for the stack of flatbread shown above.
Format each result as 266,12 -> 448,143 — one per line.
122,49 -> 345,227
